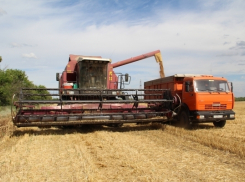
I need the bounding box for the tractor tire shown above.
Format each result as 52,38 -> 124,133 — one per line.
213,120 -> 226,128
179,111 -> 191,129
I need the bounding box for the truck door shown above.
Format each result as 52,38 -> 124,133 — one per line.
182,80 -> 196,110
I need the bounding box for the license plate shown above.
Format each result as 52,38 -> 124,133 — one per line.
213,115 -> 223,118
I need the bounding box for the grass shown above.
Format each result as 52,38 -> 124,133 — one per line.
0,105 -> 11,116
0,106 -> 15,138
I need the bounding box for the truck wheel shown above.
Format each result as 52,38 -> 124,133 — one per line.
179,111 -> 191,129
213,120 -> 226,128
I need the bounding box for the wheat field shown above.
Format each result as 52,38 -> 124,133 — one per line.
0,102 -> 245,181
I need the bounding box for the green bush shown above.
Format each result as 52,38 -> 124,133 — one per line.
235,97 -> 245,101
0,68 -> 51,106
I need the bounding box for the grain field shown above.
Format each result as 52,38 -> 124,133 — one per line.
0,102 -> 245,181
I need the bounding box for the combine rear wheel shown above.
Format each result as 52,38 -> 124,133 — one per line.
213,120 -> 226,128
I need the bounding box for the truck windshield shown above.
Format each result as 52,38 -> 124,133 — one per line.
194,80 -> 230,92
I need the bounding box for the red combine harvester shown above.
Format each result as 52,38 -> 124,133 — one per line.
12,50 -> 176,127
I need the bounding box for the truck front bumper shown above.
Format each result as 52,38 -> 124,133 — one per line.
191,110 -> 235,123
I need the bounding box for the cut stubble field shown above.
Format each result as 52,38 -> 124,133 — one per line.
0,102 -> 245,181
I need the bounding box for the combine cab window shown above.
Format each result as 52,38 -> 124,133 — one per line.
194,80 -> 230,92
78,60 -> 108,89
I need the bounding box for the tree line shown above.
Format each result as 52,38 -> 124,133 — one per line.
0,60 -> 51,106
235,97 -> 245,101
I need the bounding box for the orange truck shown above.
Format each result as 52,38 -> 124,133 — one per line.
144,74 -> 235,128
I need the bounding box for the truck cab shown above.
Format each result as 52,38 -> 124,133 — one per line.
182,75 -> 235,127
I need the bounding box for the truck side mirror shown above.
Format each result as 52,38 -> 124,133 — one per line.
185,81 -> 190,92
231,82 -> 233,92
125,73 -> 129,82
56,73 -> 60,81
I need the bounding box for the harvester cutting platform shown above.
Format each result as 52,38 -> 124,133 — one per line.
12,50 -> 174,127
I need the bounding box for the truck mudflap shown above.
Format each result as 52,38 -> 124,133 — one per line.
12,88 -> 175,127
191,110 -> 235,122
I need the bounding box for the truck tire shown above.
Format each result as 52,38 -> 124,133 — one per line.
179,111 -> 191,129
213,120 -> 226,128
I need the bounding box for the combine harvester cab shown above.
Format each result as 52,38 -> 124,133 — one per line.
12,50 -> 178,128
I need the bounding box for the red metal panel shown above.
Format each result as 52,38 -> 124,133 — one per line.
111,50 -> 160,68
107,63 -> 118,89
65,60 -> 77,72
69,54 -> 102,62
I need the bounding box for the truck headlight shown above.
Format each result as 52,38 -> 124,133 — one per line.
230,114 -> 235,118
197,115 -> 205,119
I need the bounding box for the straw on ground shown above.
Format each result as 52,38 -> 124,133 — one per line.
0,102 -> 245,181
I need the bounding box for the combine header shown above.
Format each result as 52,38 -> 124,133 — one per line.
12,50 -> 177,127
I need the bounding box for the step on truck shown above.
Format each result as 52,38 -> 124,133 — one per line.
144,74 -> 235,128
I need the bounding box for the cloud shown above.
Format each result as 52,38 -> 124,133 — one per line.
22,53 -> 37,59
237,41 -> 245,46
0,8 -> 7,16
22,43 -> 36,47
216,52 -> 238,57
229,40 -> 245,50
11,43 -> 22,48
237,60 -> 245,65
223,42 -> 230,45
11,43 -> 37,48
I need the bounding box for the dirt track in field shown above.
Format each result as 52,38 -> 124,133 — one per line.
0,102 -> 245,181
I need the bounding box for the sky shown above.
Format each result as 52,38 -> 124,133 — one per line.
0,0 -> 245,96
